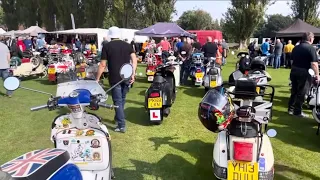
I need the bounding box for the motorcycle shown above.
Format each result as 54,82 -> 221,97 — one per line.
203,57 -> 223,92
198,77 -> 276,180
47,53 -> 75,83
145,62 -> 177,124
145,53 -> 162,82
306,69 -> 320,134
189,52 -> 205,86
1,63 -> 134,180
9,50 -> 47,79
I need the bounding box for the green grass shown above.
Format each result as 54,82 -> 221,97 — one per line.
1,54 -> 320,180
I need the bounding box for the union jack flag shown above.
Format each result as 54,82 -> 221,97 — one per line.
1,149 -> 66,177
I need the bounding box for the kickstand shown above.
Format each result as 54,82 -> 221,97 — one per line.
317,123 -> 320,135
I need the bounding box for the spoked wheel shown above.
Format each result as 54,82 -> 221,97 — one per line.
31,57 -> 41,69
40,68 -> 48,78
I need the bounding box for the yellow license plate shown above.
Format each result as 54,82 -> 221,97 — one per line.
48,68 -> 55,74
148,97 -> 162,108
210,81 -> 217,87
227,161 -> 258,180
256,87 -> 260,94
195,73 -> 203,79
147,72 -> 155,75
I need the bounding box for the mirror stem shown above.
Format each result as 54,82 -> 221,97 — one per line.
105,79 -> 125,94
19,86 -> 53,96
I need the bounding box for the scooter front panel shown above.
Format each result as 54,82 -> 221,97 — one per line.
54,128 -> 110,171
49,163 -> 83,180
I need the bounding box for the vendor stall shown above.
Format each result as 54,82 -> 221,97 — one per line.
135,22 -> 194,37
15,26 -> 47,37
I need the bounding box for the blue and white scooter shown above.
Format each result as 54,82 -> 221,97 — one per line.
1,63 -> 133,180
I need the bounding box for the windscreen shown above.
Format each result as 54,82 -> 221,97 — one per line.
202,90 -> 228,111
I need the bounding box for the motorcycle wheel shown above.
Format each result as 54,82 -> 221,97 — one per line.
31,56 -> 41,69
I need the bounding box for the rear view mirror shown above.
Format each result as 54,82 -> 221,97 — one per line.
266,129 -> 277,138
4,77 -> 20,91
308,68 -> 315,76
120,63 -> 133,80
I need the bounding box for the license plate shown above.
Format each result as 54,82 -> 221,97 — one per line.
195,73 -> 203,79
227,161 -> 258,180
48,68 -> 55,74
147,76 -> 154,81
148,97 -> 162,108
210,81 -> 217,87
256,87 -> 260,94
147,71 -> 155,75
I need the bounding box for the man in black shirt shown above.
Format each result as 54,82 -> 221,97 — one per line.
96,26 -> 137,133
202,37 -> 218,58
178,37 -> 193,85
192,39 -> 201,52
288,32 -> 319,117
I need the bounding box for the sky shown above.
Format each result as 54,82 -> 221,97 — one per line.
173,1 -> 292,21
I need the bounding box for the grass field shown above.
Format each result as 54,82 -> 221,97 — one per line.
1,54 -> 320,180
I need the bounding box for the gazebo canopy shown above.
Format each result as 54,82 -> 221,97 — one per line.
15,26 -> 47,36
135,22 -> 194,37
276,19 -> 320,37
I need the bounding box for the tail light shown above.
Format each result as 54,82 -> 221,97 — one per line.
196,69 -> 202,73
233,142 -> 253,162
48,65 -> 55,68
244,71 -> 249,75
150,92 -> 160,97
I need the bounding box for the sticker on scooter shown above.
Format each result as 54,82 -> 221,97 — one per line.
215,112 -> 225,124
76,130 -> 84,136
63,140 -> 69,145
259,157 -> 265,171
91,139 -> 100,148
150,110 -> 161,121
92,152 -> 101,161
86,130 -> 95,136
61,118 -> 71,128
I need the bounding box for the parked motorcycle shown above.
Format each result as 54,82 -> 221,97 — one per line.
145,53 -> 162,82
198,78 -> 276,180
145,62 -> 177,124
203,57 -> 223,92
1,63 -> 134,180
189,52 -> 205,86
47,53 -> 75,83
306,69 -> 320,134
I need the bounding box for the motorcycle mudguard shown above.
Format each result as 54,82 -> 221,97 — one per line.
309,86 -> 320,106
213,131 -> 228,169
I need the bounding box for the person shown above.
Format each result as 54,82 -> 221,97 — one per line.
24,36 -> 32,50
96,26 -> 137,133
248,40 -> 256,57
102,37 -> 108,47
260,39 -> 270,56
216,44 -> 223,65
274,39 -> 283,69
141,40 -> 148,61
288,32 -> 319,117
90,41 -> 97,54
202,36 -> 218,59
281,38 -> 286,67
192,39 -> 201,52
36,36 -> 46,50
284,40 -> 294,68
221,39 -> 228,65
176,38 -> 184,51
0,41 -> 12,97
268,40 -> 275,66
178,37 -> 193,85
130,38 -> 136,53
75,38 -> 82,52
158,37 -> 171,61
17,37 -> 26,52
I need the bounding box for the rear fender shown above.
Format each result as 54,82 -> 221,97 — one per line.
213,131 -> 228,168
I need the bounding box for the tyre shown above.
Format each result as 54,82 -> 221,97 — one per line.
31,57 -> 41,69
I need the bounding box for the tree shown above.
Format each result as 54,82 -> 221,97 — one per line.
144,0 -> 176,25
17,0 -> 40,27
254,14 -> 293,38
83,0 -> 109,27
291,0 -> 320,26
223,0 -> 270,49
177,9 -> 213,30
1,0 -> 19,30
38,0 -> 58,31
0,7 -> 4,26
54,0 -> 85,29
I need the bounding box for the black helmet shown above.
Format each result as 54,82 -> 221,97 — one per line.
238,55 -> 251,74
198,88 -> 235,132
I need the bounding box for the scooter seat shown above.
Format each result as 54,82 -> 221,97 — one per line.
0,149 -> 70,180
153,75 -> 166,83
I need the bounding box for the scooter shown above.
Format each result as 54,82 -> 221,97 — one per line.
203,57 -> 223,92
189,52 -> 205,86
306,69 -> 320,134
145,62 -> 177,124
145,53 -> 162,82
47,54 -> 75,83
199,78 -> 276,180
1,63 -> 134,180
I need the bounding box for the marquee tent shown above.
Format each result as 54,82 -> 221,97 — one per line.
135,22 -> 194,37
276,19 -> 320,37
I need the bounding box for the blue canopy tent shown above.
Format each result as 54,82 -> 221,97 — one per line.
135,22 -> 194,37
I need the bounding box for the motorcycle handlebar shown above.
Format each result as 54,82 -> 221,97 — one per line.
30,104 -> 48,111
98,102 -> 119,109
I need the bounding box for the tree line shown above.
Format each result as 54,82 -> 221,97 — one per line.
0,0 -> 176,31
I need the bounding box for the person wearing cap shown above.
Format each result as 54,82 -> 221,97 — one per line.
96,26 -> 137,133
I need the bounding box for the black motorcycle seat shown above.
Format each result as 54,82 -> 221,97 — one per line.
153,75 -> 166,83
0,149 -> 69,180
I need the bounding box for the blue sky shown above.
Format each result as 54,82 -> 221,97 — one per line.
173,1 -> 292,21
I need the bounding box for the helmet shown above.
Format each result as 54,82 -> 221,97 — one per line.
198,89 -> 235,132
238,55 -> 251,74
